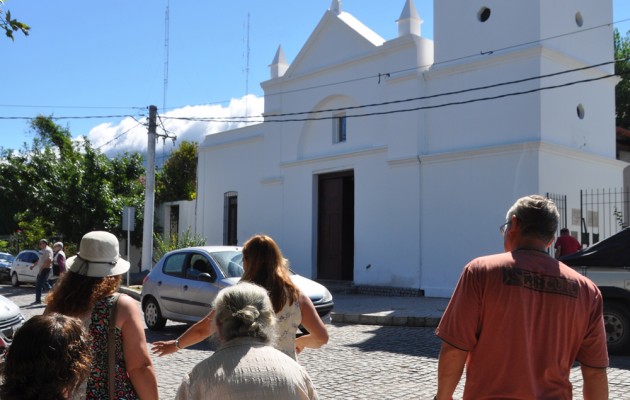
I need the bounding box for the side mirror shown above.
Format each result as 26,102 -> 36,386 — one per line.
198,272 -> 216,283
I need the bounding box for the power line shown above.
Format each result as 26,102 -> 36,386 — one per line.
162,60 -> 619,123
0,113 -> 144,121
95,121 -> 146,150
1,16 -> 629,122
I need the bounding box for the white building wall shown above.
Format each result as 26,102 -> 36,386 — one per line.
194,0 -> 625,297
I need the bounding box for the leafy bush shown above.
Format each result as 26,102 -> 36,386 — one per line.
153,227 -> 206,261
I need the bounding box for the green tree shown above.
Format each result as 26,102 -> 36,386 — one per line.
0,116 -> 146,249
1,0 -> 29,41
615,28 -> 630,130
156,141 -> 198,203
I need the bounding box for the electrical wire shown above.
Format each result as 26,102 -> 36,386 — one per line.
95,121 -> 145,150
1,17 -> 630,124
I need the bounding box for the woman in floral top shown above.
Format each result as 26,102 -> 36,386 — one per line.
152,234 -> 329,360
46,231 -> 158,400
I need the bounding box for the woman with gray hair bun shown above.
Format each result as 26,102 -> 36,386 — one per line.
175,282 -> 319,400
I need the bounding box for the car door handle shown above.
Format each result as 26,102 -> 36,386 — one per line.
157,281 -> 162,286
183,285 -> 189,290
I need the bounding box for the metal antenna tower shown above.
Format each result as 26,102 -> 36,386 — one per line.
163,1 -> 170,112
244,13 -> 250,109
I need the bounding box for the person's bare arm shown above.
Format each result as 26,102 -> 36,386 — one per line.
294,292 -> 329,354
117,294 -> 159,400
436,341 -> 467,400
151,310 -> 215,356
581,364 -> 608,400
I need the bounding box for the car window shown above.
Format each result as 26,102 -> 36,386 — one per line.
163,252 -> 187,276
186,254 -> 215,280
210,251 -> 244,278
18,252 -> 37,263
29,252 -> 40,263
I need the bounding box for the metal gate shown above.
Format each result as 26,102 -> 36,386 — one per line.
579,187 -> 629,246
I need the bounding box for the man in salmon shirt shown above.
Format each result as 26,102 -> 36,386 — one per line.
435,195 -> 608,400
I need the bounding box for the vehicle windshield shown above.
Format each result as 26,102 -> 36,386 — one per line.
209,251 -> 244,278
0,254 -> 14,263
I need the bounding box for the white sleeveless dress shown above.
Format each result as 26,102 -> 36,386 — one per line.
274,298 -> 301,360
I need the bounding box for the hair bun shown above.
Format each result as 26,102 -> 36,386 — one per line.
232,305 -> 260,323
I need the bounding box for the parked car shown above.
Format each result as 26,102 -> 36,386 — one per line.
0,253 -> 14,282
560,227 -> 630,355
10,249 -> 40,286
141,246 -> 334,330
0,294 -> 26,367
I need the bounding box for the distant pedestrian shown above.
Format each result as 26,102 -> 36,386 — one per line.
29,238 -> 53,305
0,313 -> 91,400
554,227 -> 582,259
175,282 -> 318,400
435,195 -> 608,399
51,241 -> 66,283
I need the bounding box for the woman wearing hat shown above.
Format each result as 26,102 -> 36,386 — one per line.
46,231 -> 159,400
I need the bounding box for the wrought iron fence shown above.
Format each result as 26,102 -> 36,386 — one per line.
579,187 -> 629,246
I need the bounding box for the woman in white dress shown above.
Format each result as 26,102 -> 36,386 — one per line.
152,234 -> 328,360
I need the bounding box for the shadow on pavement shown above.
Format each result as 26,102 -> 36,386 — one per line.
339,323 -> 441,359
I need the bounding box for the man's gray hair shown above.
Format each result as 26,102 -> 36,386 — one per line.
506,195 -> 559,242
212,282 -> 277,344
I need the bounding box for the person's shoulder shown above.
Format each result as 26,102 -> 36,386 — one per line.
467,252 -> 512,269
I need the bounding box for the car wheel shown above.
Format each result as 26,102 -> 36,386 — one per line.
143,297 -> 167,331
603,301 -> 630,355
10,273 -> 19,287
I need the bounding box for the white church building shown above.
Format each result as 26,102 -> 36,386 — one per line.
189,0 -> 626,297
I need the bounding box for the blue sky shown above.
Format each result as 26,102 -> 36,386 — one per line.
1,0 -> 629,157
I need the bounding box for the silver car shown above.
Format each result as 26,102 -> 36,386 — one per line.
140,246 -> 334,330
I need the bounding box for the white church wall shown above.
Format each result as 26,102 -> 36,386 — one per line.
538,53 -> 617,158
424,54 -> 543,154
420,144 -> 542,296
192,0 -> 623,298
352,154 -> 421,288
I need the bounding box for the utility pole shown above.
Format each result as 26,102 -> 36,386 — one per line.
141,105 -> 158,271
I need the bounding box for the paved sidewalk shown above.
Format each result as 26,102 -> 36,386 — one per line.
119,286 -> 450,328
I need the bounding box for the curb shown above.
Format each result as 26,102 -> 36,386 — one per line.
331,312 -> 440,328
121,286 -> 442,328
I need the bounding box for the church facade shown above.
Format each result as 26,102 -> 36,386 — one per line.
192,0 -> 625,296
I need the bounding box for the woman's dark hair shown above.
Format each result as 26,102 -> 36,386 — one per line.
241,234 -> 300,313
0,313 -> 91,400
45,271 -> 121,317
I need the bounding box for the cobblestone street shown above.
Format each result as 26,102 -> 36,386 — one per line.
5,285 -> 630,399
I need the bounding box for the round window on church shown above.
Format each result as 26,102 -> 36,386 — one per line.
575,12 -> 584,27
478,7 -> 491,22
577,104 -> 585,119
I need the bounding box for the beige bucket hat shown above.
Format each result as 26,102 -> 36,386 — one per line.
66,231 -> 130,277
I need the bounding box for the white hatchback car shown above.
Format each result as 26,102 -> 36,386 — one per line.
10,249 -> 40,286
140,246 -> 334,330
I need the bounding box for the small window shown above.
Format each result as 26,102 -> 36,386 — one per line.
575,12 -> 583,27
577,104 -> 585,119
333,113 -> 347,143
223,192 -> 238,245
478,7 -> 491,22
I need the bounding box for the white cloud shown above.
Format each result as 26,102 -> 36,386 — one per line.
86,94 -> 264,157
